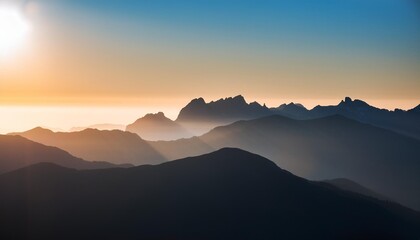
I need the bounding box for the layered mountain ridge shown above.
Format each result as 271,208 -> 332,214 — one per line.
150,114 -> 420,210
0,135 -> 128,174
173,95 -> 420,139
9,127 -> 166,165
12,113 -> 420,210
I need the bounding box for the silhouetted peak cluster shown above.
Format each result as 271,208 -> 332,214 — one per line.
177,95 -> 272,122
210,95 -> 247,105
184,95 -> 255,109
338,97 -> 371,109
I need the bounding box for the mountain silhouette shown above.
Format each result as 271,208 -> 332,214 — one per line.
176,95 -> 272,135
151,115 -> 420,210
321,178 -> 391,202
0,135 -> 128,174
177,95 -> 272,122
126,112 -> 191,140
10,127 -> 166,165
175,96 -> 420,139
277,97 -> 420,139
271,102 -> 309,119
0,148 -> 419,239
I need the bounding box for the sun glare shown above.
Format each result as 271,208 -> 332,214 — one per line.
0,6 -> 30,56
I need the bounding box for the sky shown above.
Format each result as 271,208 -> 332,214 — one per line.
0,0 -> 419,132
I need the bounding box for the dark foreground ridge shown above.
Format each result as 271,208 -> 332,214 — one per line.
0,148 -> 419,239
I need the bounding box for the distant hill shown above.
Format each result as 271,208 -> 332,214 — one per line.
0,135 -> 127,174
304,97 -> 420,139
126,112 -> 191,140
0,148 -> 418,239
69,123 -> 125,132
151,115 -> 420,210
10,127 -> 166,166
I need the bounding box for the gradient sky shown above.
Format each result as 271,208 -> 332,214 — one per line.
0,0 -> 419,132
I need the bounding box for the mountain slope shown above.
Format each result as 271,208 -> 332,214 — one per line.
10,127 -> 166,165
321,178 -> 391,201
151,115 -> 420,210
0,148 -> 419,239
0,135 -> 126,174
408,104 -> 420,114
126,112 -> 191,140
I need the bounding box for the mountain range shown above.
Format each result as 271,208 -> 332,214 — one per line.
1,148 -> 419,239
124,95 -> 273,139
14,114 -> 420,210
0,135 -> 128,174
174,95 -> 420,139
32,96 -> 417,142
150,115 -> 420,210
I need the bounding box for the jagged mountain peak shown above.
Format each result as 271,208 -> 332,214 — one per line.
187,97 -> 206,106
141,112 -> 170,121
338,97 -> 371,108
176,95 -> 272,123
210,95 -> 247,105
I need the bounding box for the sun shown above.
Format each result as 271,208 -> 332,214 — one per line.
0,6 -> 30,56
